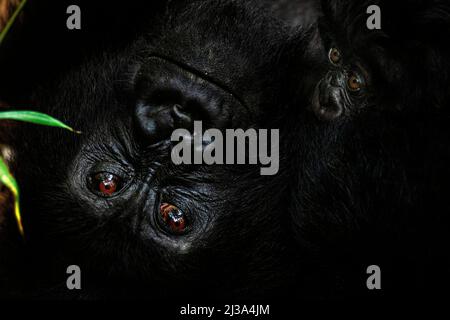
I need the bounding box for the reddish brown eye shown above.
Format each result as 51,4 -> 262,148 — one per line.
90,173 -> 122,197
159,203 -> 187,235
347,72 -> 364,92
329,48 -> 341,64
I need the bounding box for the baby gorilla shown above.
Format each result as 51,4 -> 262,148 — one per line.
311,0 -> 450,121
2,1 -> 293,299
283,0 -> 450,298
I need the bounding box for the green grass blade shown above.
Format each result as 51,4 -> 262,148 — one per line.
0,157 -> 23,236
0,110 -> 81,133
0,156 -> 18,195
0,0 -> 28,46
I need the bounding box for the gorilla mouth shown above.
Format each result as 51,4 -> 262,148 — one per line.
147,54 -> 248,110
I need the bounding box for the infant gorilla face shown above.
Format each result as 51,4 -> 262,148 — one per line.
11,1 -> 289,297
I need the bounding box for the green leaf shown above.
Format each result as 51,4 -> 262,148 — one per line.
0,110 -> 79,237
0,110 -> 81,133
0,0 -> 28,46
0,157 -> 23,236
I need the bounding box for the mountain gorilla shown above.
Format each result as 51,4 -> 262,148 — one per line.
281,0 -> 450,297
0,0 -> 302,299
1,0 -> 450,301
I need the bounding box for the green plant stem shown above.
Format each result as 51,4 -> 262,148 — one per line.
0,0 -> 28,46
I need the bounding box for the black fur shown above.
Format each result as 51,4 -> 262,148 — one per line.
281,0 -> 450,298
1,0 -> 450,301
2,0 -> 296,299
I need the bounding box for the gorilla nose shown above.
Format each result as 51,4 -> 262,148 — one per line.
134,56 -> 247,144
314,80 -> 344,121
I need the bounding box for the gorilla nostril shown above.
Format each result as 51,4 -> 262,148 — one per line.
135,101 -> 197,144
135,103 -> 173,144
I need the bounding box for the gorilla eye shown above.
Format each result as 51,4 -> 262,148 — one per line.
328,48 -> 341,64
158,203 -> 187,235
347,72 -> 365,92
89,172 -> 123,197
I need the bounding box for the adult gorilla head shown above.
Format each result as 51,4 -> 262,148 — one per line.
2,0 -> 298,298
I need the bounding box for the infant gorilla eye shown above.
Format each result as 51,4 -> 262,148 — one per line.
347,71 -> 365,92
328,48 -> 342,64
158,203 -> 187,235
88,172 -> 123,197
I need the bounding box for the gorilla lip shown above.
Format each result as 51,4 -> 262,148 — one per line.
146,54 -> 249,112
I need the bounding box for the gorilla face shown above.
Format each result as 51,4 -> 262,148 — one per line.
3,0 -> 449,301
7,1 -> 293,298
282,0 -> 450,296
310,0 -> 450,121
